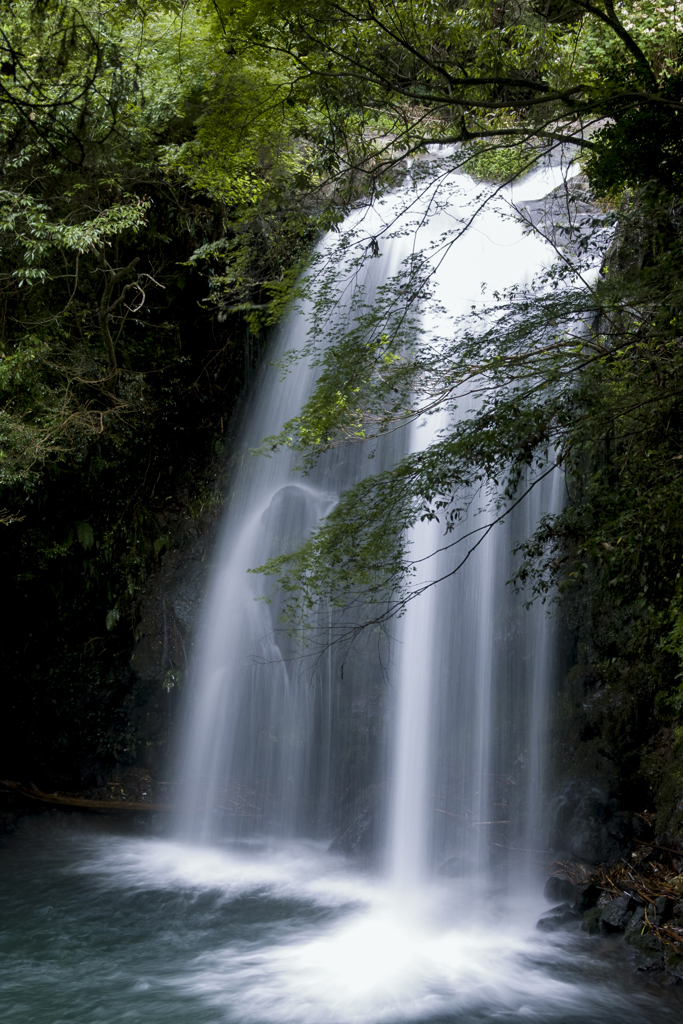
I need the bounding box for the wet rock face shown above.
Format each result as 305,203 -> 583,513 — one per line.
574,882 -> 602,913
535,877 -> 668,955
329,806 -> 375,855
549,779 -> 632,865
537,876 -> 595,932
514,174 -> 609,264
543,876 -> 576,904
567,890 -> 673,971
624,927 -> 665,970
581,907 -> 602,935
599,895 -> 634,931
627,905 -> 646,932
653,895 -> 674,924
666,947 -> 683,981
535,882 -> 675,974
114,510 -> 219,793
131,521 -> 215,686
328,785 -> 386,858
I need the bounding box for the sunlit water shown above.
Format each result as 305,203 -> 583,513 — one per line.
1,815 -> 681,1024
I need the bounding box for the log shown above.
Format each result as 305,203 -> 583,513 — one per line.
0,779 -> 170,813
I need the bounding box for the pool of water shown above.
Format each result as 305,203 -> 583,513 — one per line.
1,814 -> 681,1024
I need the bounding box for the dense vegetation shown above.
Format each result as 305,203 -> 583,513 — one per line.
0,0 -> 323,784
1,0 -> 683,838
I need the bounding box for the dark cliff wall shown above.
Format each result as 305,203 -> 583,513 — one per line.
0,289 -> 264,799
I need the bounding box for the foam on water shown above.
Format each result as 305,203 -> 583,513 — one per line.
2,818 -> 681,1023
77,834 -> 376,908
53,831 -> 678,1024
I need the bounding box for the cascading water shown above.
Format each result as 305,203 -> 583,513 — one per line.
8,157 -> 682,1024
384,168 -> 567,890
174,213 -> 412,845
166,157 -> 591,1019
174,157 -> 570,881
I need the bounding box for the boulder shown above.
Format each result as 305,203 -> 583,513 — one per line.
653,895 -> 674,924
665,947 -> 683,981
581,908 -> 602,934
536,903 -> 580,932
599,895 -> 634,932
627,905 -> 645,931
625,927 -> 665,968
549,779 -> 631,866
573,882 -> 602,913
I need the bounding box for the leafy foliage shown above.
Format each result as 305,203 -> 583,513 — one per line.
0,0 -> 326,783
209,0 -> 683,197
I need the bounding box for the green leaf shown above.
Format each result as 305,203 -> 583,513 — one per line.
105,607 -> 120,631
76,522 -> 94,550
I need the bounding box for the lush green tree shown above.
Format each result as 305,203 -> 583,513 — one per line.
0,0 -> 327,783
203,1 -> 681,194
221,3 -> 683,777
0,0 -> 327,494
241,4 -> 681,596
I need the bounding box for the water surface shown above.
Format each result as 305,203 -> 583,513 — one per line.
1,815 -> 681,1024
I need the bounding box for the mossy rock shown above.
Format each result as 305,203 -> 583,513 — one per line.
582,908 -> 601,935
624,928 -> 663,958
665,949 -> 683,980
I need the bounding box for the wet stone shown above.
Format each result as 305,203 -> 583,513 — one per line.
581,907 -> 602,935
573,882 -> 602,913
625,927 -> 664,959
627,905 -> 645,931
665,947 -> 683,980
654,895 -> 674,923
328,806 -> 374,855
599,895 -> 634,932
536,903 -> 579,932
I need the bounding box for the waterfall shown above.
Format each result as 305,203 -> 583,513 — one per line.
174,212 -> 411,844
175,158 -> 575,885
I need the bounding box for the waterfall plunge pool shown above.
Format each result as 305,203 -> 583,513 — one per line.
1,814 -> 681,1024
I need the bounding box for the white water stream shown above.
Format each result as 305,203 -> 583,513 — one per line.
177,159 -> 572,864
